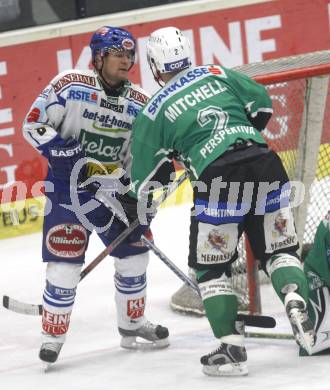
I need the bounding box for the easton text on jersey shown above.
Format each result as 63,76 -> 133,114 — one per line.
164,80 -> 227,123
200,126 -> 256,158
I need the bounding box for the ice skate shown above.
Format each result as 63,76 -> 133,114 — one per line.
119,320 -> 169,350
39,333 -> 64,368
39,341 -> 63,364
201,337 -> 248,377
285,292 -> 315,355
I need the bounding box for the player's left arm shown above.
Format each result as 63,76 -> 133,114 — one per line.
229,68 -> 273,131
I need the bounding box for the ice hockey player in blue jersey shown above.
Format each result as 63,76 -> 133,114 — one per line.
22,26 -> 169,365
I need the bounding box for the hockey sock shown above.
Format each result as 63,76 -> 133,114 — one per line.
267,254 -> 309,302
42,262 -> 81,340
196,270 -> 238,338
203,295 -> 238,338
114,253 -> 149,330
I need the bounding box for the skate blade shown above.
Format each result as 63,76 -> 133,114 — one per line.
120,336 -> 169,351
169,302 -> 205,317
202,362 -> 248,377
290,309 -> 314,355
42,362 -> 52,373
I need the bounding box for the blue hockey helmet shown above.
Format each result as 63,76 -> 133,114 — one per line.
90,26 -> 136,65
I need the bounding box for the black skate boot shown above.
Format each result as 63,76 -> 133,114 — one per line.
285,292 -> 315,355
201,336 -> 248,376
39,341 -> 63,363
39,333 -> 64,366
119,320 -> 169,350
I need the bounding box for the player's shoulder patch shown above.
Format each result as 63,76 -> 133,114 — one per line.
126,82 -> 150,106
51,69 -> 97,93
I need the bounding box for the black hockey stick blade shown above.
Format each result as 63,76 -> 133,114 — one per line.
237,313 -> 276,328
3,295 -> 42,316
245,331 -> 294,340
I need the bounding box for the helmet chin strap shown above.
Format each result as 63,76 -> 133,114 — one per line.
155,71 -> 165,87
150,62 -> 165,87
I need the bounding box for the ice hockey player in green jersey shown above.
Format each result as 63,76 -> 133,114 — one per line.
126,27 -> 315,376
301,210 -> 330,356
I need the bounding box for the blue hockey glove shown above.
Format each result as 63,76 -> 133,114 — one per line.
48,137 -> 86,183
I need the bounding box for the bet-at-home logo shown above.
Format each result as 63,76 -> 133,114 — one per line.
79,129 -> 125,162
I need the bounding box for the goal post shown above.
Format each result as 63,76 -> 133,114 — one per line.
233,50 -> 330,314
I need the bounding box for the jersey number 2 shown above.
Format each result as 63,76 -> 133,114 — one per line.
197,105 -> 228,135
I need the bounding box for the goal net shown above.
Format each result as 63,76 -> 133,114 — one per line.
232,50 -> 330,314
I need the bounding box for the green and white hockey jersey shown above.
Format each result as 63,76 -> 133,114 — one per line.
130,64 -> 273,198
302,211 -> 330,356
305,211 -> 330,288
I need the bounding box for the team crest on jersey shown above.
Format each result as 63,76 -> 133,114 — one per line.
46,224 -> 87,258
273,212 -> 288,236
208,229 -> 229,252
197,223 -> 237,265
267,209 -> 297,251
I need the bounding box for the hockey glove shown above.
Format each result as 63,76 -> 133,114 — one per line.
118,193 -> 155,226
47,137 -> 86,183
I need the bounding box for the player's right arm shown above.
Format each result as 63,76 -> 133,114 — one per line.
22,72 -> 69,157
226,67 -> 273,131
22,71 -> 85,183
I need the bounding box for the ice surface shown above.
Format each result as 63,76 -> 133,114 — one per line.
0,204 -> 329,390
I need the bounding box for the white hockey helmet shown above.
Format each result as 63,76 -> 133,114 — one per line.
146,27 -> 191,80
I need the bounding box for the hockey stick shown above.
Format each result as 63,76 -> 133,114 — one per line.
2,172 -> 189,316
2,171 -> 277,329
245,331 -> 294,340
133,241 -> 276,328
2,218 -> 141,316
90,184 -> 277,330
